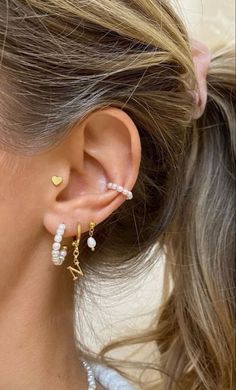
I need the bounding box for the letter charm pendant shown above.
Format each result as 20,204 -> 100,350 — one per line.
67,223 -> 84,280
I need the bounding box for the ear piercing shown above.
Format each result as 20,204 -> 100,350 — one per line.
51,223 -> 68,265
107,182 -> 133,199
51,222 -> 83,280
50,177 -> 133,277
51,175 -> 63,186
51,221 -> 95,280
51,175 -> 133,200
87,221 -> 96,251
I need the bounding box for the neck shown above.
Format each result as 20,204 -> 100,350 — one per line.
0,235 -> 88,390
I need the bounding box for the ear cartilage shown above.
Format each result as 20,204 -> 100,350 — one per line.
107,182 -> 133,200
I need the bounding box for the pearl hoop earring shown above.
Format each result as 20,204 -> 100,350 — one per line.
51,223 -> 68,265
107,182 -> 133,200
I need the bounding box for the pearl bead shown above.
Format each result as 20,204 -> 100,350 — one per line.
53,242 -> 61,250
52,259 -> 60,265
57,224 -> 65,231
123,189 -> 128,196
52,254 -> 59,259
111,183 -> 117,190
51,223 -> 67,266
87,237 -> 96,248
54,234 -> 62,242
56,229 -> 64,236
53,260 -> 60,265
107,182 -> 113,189
52,249 -> 59,256
117,185 -> 123,192
60,249 -> 67,257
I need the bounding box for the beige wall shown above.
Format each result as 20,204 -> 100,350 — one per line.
177,0 -> 235,47
76,0 -> 235,363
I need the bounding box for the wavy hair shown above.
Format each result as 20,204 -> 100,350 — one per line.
0,1 -> 235,389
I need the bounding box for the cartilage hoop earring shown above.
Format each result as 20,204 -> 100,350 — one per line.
51,223 -> 68,265
87,222 -> 96,251
107,182 -> 133,200
67,223 -> 84,281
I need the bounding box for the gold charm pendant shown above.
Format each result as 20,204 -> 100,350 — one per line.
87,221 -> 96,251
67,223 -> 84,280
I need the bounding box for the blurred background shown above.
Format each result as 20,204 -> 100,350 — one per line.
76,0 -> 235,367
179,0 -> 235,47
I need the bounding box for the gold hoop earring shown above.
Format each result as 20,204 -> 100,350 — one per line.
67,223 -> 84,280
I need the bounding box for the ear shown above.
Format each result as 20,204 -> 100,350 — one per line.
43,107 -> 141,236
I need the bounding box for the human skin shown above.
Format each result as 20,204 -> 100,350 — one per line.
0,107 -> 141,390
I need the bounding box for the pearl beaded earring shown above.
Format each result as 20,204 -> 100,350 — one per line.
51,223 -> 68,265
107,182 -> 133,200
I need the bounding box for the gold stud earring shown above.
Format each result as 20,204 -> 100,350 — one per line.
87,222 -> 96,251
67,223 -> 84,281
51,175 -> 63,186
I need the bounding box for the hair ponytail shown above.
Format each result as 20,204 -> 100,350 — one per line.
155,42 -> 236,389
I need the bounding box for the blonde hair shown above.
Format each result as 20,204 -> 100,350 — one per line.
0,1 -> 235,389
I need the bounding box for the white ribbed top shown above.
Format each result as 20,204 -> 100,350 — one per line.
91,363 -> 135,390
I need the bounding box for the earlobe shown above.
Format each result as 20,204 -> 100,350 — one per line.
43,107 -> 141,238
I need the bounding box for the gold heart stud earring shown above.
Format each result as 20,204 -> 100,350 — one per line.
51,175 -> 63,186
87,221 -> 96,251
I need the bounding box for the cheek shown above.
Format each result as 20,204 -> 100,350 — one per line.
0,153 -> 43,271
0,157 -> 26,234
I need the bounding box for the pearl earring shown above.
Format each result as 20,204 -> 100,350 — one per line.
51,223 -> 68,265
107,182 -> 133,200
87,222 -> 96,251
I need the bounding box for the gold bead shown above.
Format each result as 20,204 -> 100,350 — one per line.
89,221 -> 96,229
